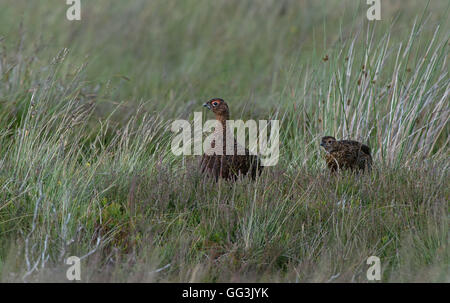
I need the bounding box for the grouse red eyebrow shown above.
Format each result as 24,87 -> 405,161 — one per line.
208,98 -> 224,103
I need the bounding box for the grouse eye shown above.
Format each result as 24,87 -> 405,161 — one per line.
212,101 -> 218,106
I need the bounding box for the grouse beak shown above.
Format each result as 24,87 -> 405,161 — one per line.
203,103 -> 211,110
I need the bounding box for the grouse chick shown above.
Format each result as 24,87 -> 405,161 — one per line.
200,98 -> 262,181
320,136 -> 372,172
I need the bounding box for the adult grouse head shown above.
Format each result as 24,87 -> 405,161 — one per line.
203,98 -> 229,118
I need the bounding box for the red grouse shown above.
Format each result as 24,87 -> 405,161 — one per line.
320,136 -> 372,172
200,98 -> 262,181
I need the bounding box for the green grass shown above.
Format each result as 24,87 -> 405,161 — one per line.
0,0 -> 448,282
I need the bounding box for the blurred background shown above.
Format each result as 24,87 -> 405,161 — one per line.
1,0 -> 447,112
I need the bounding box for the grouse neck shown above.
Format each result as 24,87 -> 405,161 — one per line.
214,113 -> 230,133
214,113 -> 235,150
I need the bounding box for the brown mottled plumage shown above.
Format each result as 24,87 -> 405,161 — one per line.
200,98 -> 262,181
320,136 -> 372,172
